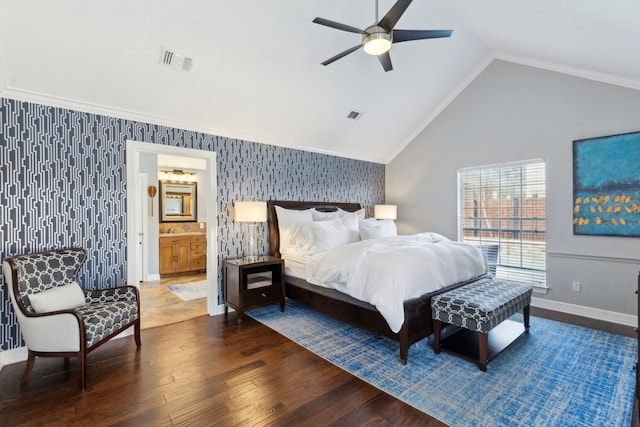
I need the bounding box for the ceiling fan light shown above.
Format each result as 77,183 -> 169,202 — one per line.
363,27 -> 392,55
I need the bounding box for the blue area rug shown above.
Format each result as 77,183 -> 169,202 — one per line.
247,300 -> 636,427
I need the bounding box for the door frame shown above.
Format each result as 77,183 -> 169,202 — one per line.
135,172 -> 149,281
125,140 -> 221,315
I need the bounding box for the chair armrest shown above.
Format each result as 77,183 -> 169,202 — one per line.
84,285 -> 140,304
19,311 -> 83,352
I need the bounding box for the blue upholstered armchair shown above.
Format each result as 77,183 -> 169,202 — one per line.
2,248 -> 141,391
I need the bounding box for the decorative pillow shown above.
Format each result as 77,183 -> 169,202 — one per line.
359,218 -> 397,240
29,281 -> 86,313
288,215 -> 360,255
275,206 -> 314,254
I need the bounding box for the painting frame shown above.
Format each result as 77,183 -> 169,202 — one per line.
573,130 -> 640,237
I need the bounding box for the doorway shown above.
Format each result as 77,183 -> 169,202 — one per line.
125,140 -> 222,329
138,272 -> 208,329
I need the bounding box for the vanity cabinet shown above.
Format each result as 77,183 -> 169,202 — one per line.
159,235 -> 206,275
190,235 -> 207,271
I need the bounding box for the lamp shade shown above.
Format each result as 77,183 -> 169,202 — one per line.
234,201 -> 267,222
374,204 -> 397,220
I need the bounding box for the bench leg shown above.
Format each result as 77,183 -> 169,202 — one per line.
523,305 -> 531,332
433,319 -> 442,354
478,332 -> 488,371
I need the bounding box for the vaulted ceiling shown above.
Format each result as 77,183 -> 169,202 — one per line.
1,1 -> 639,163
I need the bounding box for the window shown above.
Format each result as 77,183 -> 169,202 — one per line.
457,159 -> 546,285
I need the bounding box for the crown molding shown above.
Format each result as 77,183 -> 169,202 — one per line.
0,86 -> 382,164
385,52 -> 640,164
494,51 -> 640,92
6,51 -> 636,166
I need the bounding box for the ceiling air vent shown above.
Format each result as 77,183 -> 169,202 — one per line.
160,48 -> 193,72
346,110 -> 363,121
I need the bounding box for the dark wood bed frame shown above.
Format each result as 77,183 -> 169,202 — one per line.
267,200 -> 480,364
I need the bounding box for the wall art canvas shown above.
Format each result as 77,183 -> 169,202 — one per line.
573,131 -> 640,237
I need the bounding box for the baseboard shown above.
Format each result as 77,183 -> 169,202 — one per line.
145,274 -> 161,281
210,303 -> 229,316
531,297 -> 636,327
0,346 -> 28,369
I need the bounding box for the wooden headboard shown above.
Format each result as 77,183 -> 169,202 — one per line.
267,200 -> 362,258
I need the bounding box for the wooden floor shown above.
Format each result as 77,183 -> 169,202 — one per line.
0,311 -> 445,426
0,299 -> 633,426
139,272 -> 208,330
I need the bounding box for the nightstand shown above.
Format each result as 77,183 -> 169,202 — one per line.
223,256 -> 285,323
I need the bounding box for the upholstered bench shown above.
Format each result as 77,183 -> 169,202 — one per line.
431,278 -> 532,371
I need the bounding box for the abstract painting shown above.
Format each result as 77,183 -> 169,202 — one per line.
573,131 -> 640,237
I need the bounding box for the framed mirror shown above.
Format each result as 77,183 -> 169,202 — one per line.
160,182 -> 197,222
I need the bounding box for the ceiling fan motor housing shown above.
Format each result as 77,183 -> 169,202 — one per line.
313,0 -> 452,70
363,25 -> 392,55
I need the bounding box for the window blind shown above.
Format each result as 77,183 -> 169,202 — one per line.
457,159 -> 546,285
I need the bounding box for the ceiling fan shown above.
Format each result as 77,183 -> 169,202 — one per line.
313,0 -> 452,72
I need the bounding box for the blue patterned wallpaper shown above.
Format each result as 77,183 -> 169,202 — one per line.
0,98 -> 384,351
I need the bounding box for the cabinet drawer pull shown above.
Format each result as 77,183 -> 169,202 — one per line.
261,293 -> 266,297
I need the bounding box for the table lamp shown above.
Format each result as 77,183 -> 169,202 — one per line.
234,201 -> 267,261
374,204 -> 397,220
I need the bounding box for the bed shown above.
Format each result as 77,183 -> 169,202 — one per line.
267,200 -> 488,364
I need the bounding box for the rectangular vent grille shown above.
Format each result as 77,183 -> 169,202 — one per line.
160,48 -> 193,72
347,110 -> 362,121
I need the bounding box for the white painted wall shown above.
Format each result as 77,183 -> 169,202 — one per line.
387,60 -> 640,319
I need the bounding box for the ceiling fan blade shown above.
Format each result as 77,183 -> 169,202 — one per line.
378,0 -> 413,31
393,29 -> 453,43
321,45 -> 362,66
313,17 -> 364,34
378,52 -> 393,72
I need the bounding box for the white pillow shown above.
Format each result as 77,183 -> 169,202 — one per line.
359,218 -> 397,240
29,281 -> 86,313
287,222 -> 315,253
288,215 -> 360,255
311,209 -> 343,221
311,208 -> 365,222
339,208 -> 365,221
275,206 -> 313,254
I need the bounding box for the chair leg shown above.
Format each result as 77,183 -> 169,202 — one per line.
21,352 -> 36,384
134,319 -> 142,348
79,352 -> 87,392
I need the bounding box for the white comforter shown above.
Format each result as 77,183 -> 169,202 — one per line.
304,233 -> 487,333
